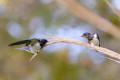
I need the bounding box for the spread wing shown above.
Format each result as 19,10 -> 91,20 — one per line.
8,40 -> 31,46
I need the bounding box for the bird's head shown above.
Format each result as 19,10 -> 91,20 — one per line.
40,39 -> 48,44
81,32 -> 91,39
40,39 -> 48,49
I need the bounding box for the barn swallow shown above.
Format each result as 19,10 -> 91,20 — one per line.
81,32 -> 120,63
8,38 -> 48,62
81,32 -> 100,46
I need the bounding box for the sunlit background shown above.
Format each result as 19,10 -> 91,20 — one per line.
0,0 -> 120,80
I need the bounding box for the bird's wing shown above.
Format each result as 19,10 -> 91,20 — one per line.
8,40 -> 30,46
96,33 -> 100,46
15,46 -> 31,52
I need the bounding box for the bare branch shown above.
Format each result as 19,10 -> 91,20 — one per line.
46,36 -> 120,61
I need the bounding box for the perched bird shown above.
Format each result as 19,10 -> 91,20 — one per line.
81,32 -> 100,46
8,38 -> 48,62
81,32 -> 120,63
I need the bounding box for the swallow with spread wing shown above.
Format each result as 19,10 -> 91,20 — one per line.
8,38 -> 48,62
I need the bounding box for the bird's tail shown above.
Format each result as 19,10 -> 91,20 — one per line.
8,40 -> 30,46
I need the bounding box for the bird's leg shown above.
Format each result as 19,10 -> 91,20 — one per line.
29,53 -> 38,62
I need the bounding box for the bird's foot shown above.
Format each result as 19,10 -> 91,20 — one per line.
29,53 -> 38,62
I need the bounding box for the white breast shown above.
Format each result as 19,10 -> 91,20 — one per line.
90,39 -> 99,46
29,43 -> 41,54
90,34 -> 100,46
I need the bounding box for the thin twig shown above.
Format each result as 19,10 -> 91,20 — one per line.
105,0 -> 120,18
107,57 -> 120,63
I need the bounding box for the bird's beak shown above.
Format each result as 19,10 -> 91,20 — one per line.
81,35 -> 84,37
